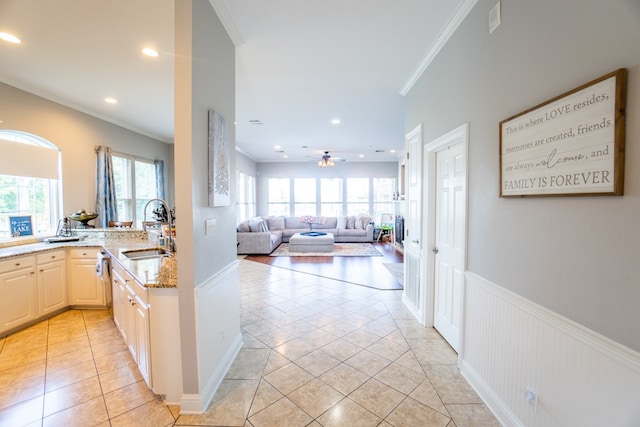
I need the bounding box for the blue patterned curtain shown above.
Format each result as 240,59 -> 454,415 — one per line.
95,146 -> 118,228
154,159 -> 165,200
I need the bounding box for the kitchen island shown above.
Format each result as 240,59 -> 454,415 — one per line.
0,229 -> 182,404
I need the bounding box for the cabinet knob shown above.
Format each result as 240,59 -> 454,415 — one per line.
39,269 -> 44,273
30,271 -> 35,275
51,255 -> 56,259
15,262 -> 20,267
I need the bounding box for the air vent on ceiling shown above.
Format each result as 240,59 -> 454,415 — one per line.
375,149 -> 385,153
248,119 -> 263,125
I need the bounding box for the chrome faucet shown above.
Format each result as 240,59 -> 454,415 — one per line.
143,198 -> 175,252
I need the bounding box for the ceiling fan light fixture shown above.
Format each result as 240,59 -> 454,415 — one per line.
318,151 -> 335,167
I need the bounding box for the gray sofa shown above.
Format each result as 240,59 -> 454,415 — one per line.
237,215 -> 373,255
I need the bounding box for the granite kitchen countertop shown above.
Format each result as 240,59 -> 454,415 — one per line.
0,235 -> 177,288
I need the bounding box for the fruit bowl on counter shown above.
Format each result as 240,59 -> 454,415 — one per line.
69,210 -> 98,228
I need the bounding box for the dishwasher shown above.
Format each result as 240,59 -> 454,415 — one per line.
96,251 -> 113,307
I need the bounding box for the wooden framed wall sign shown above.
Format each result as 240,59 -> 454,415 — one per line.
500,69 -> 627,197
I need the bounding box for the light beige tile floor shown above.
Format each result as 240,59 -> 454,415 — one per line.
0,259 -> 500,426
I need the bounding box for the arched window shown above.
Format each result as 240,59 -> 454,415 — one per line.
0,130 -> 62,238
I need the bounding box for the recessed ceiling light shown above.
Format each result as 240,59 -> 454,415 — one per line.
390,149 -> 396,153
331,119 -> 341,125
359,154 -> 365,158
142,47 -> 158,57
275,145 -> 281,150
283,155 -> 288,158
0,32 -> 21,44
104,97 -> 118,104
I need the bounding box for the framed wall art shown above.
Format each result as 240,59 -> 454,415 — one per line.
499,68 -> 627,197
208,109 -> 231,207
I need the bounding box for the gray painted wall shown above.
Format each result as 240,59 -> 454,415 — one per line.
0,82 -> 174,218
405,0 -> 640,351
236,150 -> 257,176
174,0 -> 237,395
255,161 -> 399,216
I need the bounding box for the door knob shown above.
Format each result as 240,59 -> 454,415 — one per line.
433,247 -> 439,254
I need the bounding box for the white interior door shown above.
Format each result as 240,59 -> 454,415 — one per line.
402,125 -> 424,321
433,142 -> 465,352
423,124 -> 468,354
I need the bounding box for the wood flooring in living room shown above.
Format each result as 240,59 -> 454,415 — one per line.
244,242 -> 404,290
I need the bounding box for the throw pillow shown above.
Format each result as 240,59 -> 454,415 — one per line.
346,216 -> 356,229
266,216 -> 285,230
249,218 -> 268,232
236,220 -> 250,232
356,213 -> 372,229
336,216 -> 347,230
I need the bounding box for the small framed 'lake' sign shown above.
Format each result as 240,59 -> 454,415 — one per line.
499,69 -> 627,197
9,215 -> 33,237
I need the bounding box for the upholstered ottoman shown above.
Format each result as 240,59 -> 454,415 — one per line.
289,232 -> 335,252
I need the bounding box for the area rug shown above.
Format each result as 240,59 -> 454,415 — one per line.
271,243 -> 382,257
383,263 -> 404,286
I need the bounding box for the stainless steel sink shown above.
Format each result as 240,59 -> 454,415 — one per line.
122,248 -> 172,260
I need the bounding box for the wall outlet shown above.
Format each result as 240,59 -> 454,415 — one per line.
525,388 -> 538,412
205,218 -> 217,235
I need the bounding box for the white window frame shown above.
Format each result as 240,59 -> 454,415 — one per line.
0,131 -> 62,239
111,152 -> 159,228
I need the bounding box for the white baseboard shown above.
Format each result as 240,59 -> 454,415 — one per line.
180,259 -> 243,414
462,272 -> 640,427
180,394 -> 205,414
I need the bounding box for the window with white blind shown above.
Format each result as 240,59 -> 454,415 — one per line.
267,178 -> 291,216
346,178 -> 370,216
320,178 -> 343,217
372,177 -> 396,218
0,131 -> 61,238
236,171 -> 256,223
112,154 -> 158,228
293,178 -> 316,216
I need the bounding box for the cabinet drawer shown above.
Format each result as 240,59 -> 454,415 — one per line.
125,271 -> 149,305
36,250 -> 66,265
112,259 -> 125,280
0,255 -> 36,274
68,247 -> 102,259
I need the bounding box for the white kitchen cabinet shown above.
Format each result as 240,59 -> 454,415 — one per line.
36,250 -> 67,316
132,286 -> 151,386
67,247 -> 105,307
0,255 -> 37,334
112,258 -> 152,388
109,255 -> 181,401
111,260 -> 128,341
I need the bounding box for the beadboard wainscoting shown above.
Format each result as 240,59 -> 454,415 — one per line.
461,272 -> 640,427
181,260 -> 242,414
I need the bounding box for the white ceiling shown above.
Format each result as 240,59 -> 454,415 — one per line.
0,0 -> 470,163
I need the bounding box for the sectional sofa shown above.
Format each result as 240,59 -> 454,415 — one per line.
237,215 -> 373,255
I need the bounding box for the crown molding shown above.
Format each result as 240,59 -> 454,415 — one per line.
209,0 -> 245,47
399,0 -> 479,96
